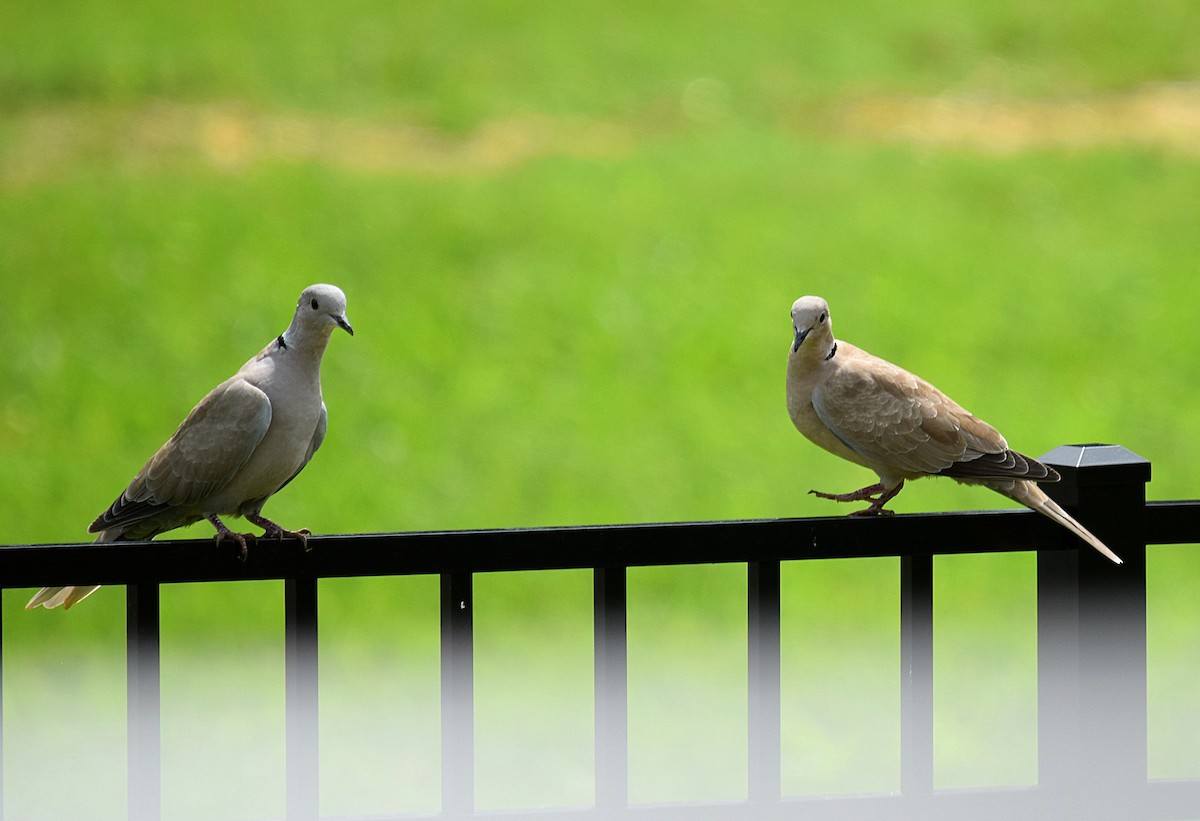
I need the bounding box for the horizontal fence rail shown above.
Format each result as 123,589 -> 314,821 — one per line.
2,444 -> 1200,820
3,500 -> 1191,586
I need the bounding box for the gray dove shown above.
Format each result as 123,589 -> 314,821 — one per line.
786,295 -> 1121,564
27,284 -> 354,610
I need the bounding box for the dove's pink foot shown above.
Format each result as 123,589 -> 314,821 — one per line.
246,513 -> 312,551
206,514 -> 254,561
810,481 -> 904,516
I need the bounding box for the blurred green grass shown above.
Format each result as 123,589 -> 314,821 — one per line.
3,0 -> 1199,123
3,0 -> 1200,818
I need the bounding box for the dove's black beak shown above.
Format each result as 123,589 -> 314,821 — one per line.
338,316 -> 355,336
792,327 -> 808,352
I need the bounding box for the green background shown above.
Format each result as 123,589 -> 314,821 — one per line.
2,0 -> 1199,817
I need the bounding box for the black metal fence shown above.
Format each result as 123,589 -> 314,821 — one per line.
2,443 -> 1199,820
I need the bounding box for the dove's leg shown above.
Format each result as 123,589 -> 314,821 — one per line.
246,513 -> 312,551
206,513 -> 253,561
809,481 -> 905,516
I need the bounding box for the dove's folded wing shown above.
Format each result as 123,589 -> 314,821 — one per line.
812,349 -> 1009,477
89,379 -> 272,533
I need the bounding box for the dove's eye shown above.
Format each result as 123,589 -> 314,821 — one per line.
819,312 -> 827,323
310,299 -> 319,310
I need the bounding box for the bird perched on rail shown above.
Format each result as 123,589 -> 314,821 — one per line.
27,284 -> 355,610
785,295 -> 1121,564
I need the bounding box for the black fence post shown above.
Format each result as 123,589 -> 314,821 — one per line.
1038,444 -> 1151,816
284,576 -> 319,821
594,566 -> 628,814
127,583 -> 161,821
900,554 -> 934,796
748,560 -> 782,804
441,571 -> 475,815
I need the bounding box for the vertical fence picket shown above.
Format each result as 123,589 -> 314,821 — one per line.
285,576 -> 320,820
441,571 -> 474,815
748,560 -> 782,804
127,583 -> 161,821
594,566 -> 628,813
900,554 -> 934,796
1036,547 -> 1081,796
0,593 -> 5,821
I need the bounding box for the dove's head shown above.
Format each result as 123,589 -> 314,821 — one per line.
295,284 -> 354,337
790,296 -> 833,354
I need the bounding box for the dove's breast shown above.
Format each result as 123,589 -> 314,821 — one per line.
206,357 -> 324,513
787,349 -> 889,476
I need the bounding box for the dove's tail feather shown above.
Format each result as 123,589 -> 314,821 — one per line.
24,585 -> 101,610
990,479 -> 1123,565
25,529 -> 121,611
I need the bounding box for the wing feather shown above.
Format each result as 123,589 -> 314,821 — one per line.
90,378 -> 272,533
812,348 -> 1047,480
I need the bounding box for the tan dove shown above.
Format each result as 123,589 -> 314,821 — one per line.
27,284 -> 354,610
786,295 -> 1121,564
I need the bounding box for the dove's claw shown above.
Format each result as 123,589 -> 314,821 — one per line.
246,514 -> 312,550
207,514 -> 251,561
849,506 -> 896,517
810,481 -> 904,516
